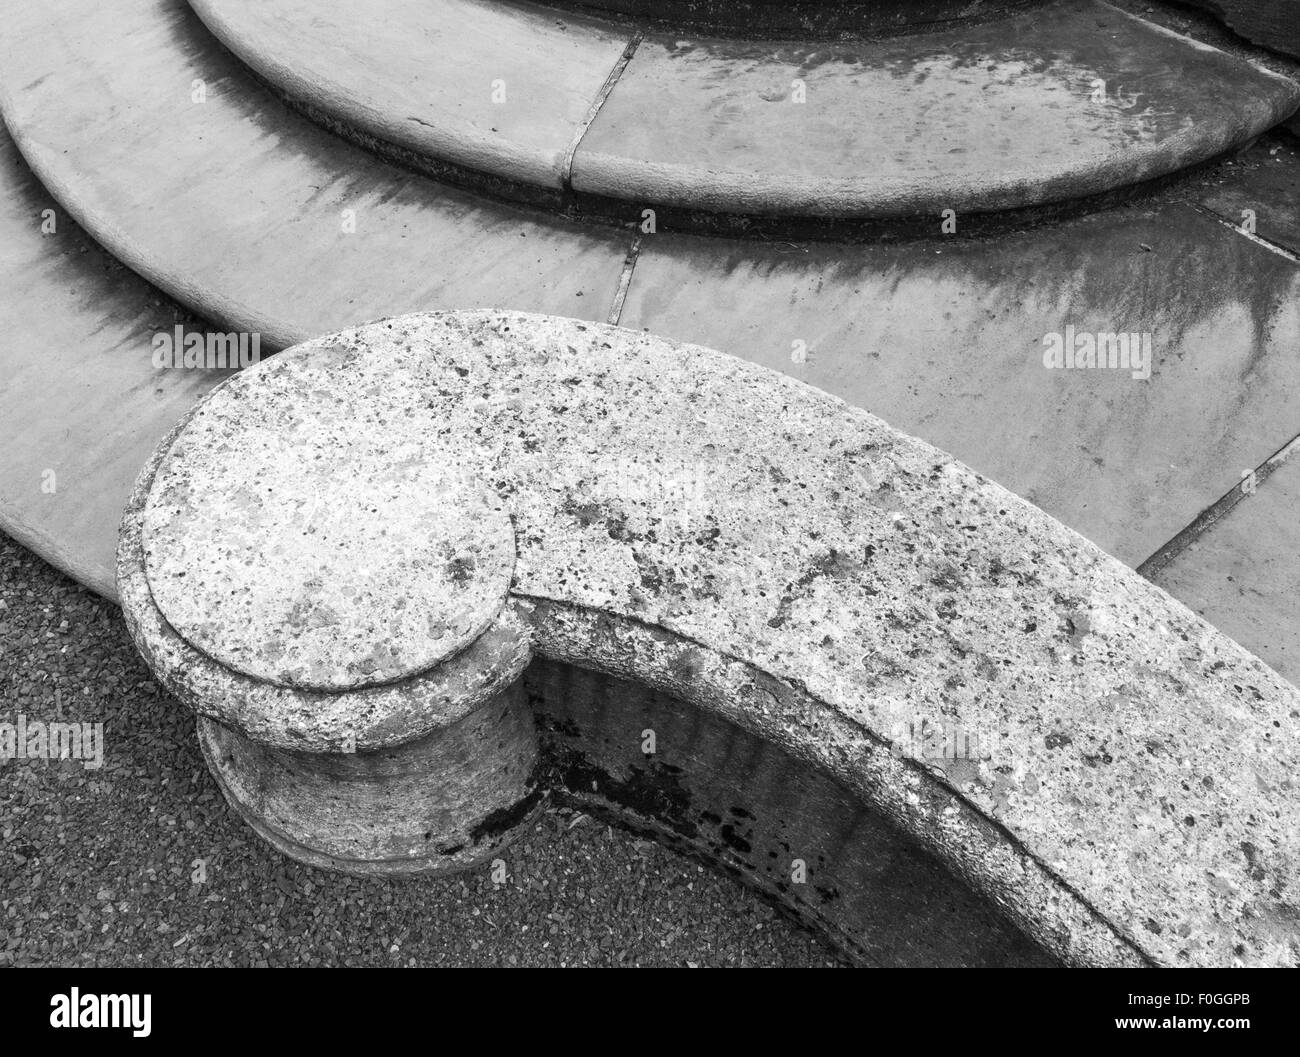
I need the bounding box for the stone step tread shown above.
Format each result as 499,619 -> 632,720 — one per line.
575,0 -> 1299,215
617,196 -> 1300,569
189,0 -> 632,193
0,0 -> 630,354
0,130 -> 218,600
192,0 -> 1298,217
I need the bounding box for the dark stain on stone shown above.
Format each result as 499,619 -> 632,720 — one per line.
720,823 -> 753,854
469,779 -> 545,845
1241,841 -> 1267,882
543,742 -> 700,843
930,563 -> 964,591
445,555 -> 476,587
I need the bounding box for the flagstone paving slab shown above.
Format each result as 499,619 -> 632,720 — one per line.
1153,451 -> 1300,684
1195,134 -> 1300,256
572,0 -> 1299,217
618,203 -> 1300,567
0,131 -> 221,600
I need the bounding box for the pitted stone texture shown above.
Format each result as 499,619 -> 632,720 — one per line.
122,311 -> 1300,968
119,411 -> 532,752
143,382 -> 515,692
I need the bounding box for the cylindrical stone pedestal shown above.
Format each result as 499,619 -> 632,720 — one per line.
115,348 -> 542,876
198,678 -> 540,876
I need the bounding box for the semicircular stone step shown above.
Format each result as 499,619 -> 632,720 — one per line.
187,0 -> 1298,219
0,0 -> 631,352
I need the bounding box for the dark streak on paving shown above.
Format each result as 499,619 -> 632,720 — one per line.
0,533 -> 839,967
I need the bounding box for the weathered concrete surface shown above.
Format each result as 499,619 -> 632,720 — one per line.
188,0 -> 632,195
0,0 -> 628,352
120,311 -> 1300,966
118,409 -> 534,751
119,403 -> 544,875
198,679 -> 541,876
1153,449 -> 1300,685
0,129 -> 222,600
145,411 -> 517,690
618,203 -> 1300,568
573,0 -> 1299,217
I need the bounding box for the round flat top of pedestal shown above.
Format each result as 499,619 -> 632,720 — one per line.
140,348 -> 515,693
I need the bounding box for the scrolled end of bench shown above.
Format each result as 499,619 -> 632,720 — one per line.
116,383 -> 542,876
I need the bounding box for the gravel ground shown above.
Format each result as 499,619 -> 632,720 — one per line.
0,532 -> 839,967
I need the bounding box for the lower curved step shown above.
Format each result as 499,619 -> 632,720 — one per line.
0,130 -> 222,599
188,0 -> 1300,220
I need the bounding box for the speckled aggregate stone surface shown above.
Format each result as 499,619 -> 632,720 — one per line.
125,311 -> 1300,967
143,376 -> 516,692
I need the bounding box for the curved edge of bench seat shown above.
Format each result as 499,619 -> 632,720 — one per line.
115,311 -> 1300,968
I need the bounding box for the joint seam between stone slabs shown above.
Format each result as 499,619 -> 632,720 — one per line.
561,29 -> 644,193
1191,203 -> 1300,263
1138,429 -> 1300,580
606,234 -> 643,324
516,590 -> 1155,966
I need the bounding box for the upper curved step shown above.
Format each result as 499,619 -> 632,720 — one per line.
117,310 -> 1300,967
187,0 -> 1300,220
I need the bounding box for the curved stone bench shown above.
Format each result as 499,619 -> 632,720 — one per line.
118,311 -> 1300,967
186,0 -> 1299,223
